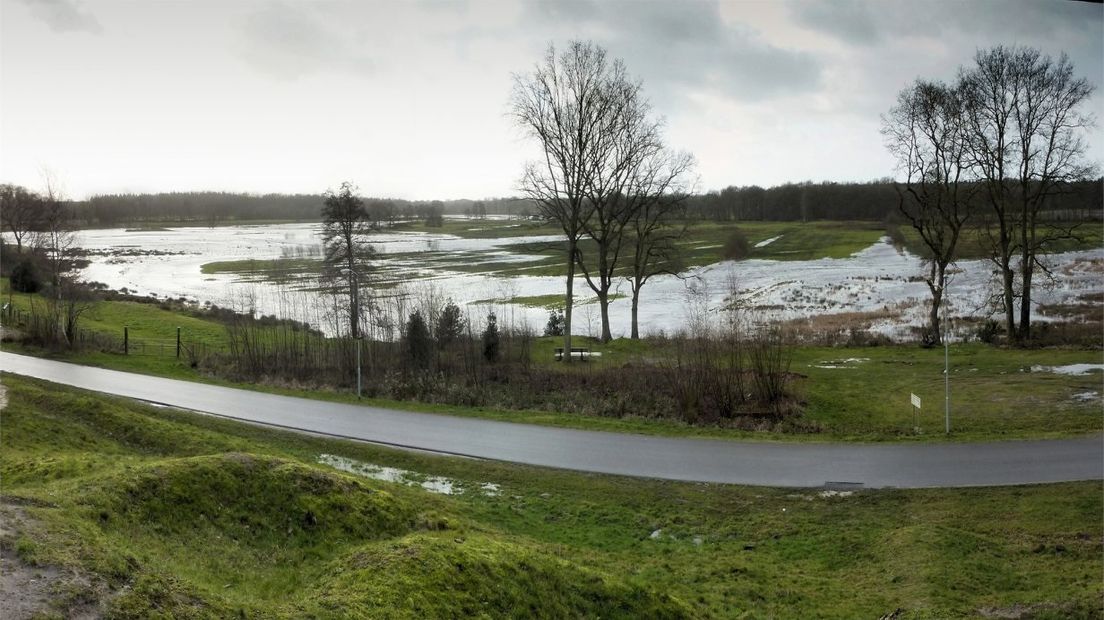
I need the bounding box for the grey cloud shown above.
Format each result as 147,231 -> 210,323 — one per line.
791,0 -> 1101,46
525,0 -> 822,102
236,2 -> 375,79
20,0 -> 102,34
791,0 -> 880,45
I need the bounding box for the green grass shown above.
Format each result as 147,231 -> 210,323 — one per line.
790,345 -> 1104,440
678,220 -> 888,265
2,375 -> 1101,618
199,257 -> 322,277
388,218 -> 560,239
471,220 -> 889,278
892,223 -> 1103,260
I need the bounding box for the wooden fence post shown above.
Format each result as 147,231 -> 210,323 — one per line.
176,327 -> 181,358
124,326 -> 128,355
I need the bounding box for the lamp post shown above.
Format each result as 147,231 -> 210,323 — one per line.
943,278 -> 950,434
340,268 -> 362,399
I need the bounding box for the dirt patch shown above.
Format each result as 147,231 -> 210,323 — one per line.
0,503 -> 103,619
977,602 -> 1067,619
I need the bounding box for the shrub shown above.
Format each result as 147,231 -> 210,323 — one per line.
405,310 -> 433,370
436,300 -> 464,349
750,327 -> 792,408
482,312 -> 499,363
976,319 -> 1001,344
884,223 -> 906,249
543,309 -> 564,337
721,228 -> 750,261
10,258 -> 41,293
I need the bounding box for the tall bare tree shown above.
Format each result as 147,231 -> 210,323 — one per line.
574,70 -> 669,343
36,175 -> 92,346
513,41 -> 693,345
624,150 -> 695,339
0,184 -> 42,253
511,41 -> 620,356
883,79 -> 975,344
321,181 -> 375,339
959,46 -> 1095,341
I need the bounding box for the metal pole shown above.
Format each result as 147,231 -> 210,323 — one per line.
356,337 -> 362,399
124,326 -> 128,355
176,326 -> 181,358
944,280 -> 950,434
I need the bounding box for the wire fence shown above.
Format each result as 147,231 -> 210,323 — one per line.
2,305 -> 210,359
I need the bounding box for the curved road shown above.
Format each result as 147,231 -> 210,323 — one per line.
2,352 -> 1101,488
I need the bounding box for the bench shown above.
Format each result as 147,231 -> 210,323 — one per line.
554,347 -> 602,361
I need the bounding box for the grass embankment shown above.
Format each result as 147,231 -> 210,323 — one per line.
1,375 -> 1101,618
3,278 -> 1101,442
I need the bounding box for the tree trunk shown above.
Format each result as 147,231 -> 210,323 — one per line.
1001,261 -> 1016,341
598,291 -> 612,343
1018,257 -> 1033,341
928,268 -> 944,346
630,285 -> 640,340
563,238 -> 576,363
597,241 -> 612,343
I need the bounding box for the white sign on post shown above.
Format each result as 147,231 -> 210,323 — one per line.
910,393 -> 921,409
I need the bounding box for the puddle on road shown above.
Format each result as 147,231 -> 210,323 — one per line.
317,453 -> 500,497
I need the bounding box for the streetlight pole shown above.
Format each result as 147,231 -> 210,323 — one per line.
943,278 -> 950,434
341,268 -> 362,399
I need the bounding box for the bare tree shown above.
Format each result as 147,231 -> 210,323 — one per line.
883,79 -> 975,344
320,181 -> 375,339
513,41 -> 693,345
35,175 -> 92,346
624,150 -> 695,339
0,184 -> 42,253
573,67 -> 666,342
959,46 -> 1096,341
511,41 -> 618,356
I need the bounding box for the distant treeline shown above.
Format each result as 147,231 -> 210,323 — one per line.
684,178 -> 1104,222
72,192 -> 533,227
65,178 -> 1103,226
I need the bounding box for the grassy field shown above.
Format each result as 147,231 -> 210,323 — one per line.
388,218 -> 560,239
1,375 -> 1100,618
892,223 -> 1104,261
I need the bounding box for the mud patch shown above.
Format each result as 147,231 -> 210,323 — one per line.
0,504 -> 102,620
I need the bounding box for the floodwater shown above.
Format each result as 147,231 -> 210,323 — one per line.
68,222 -> 1104,339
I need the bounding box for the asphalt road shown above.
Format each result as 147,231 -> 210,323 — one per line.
2,352 -> 1101,488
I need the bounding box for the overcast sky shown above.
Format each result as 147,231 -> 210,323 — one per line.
2,0 -> 1102,200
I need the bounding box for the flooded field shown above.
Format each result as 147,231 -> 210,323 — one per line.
71,221 -> 1103,340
